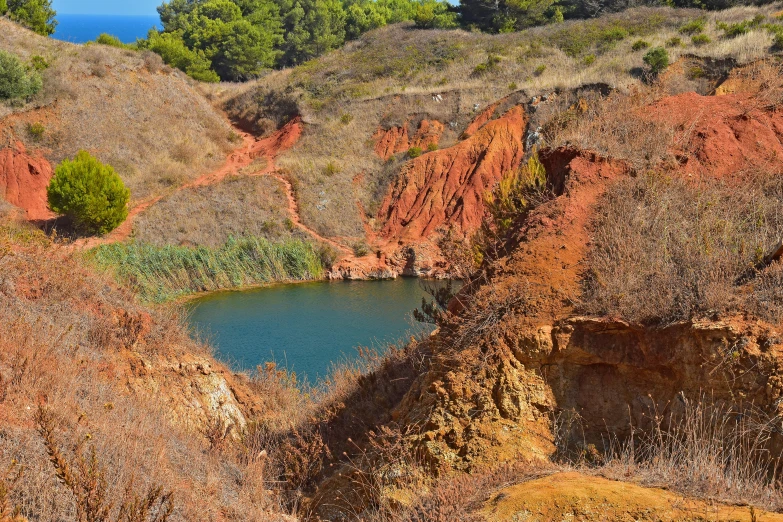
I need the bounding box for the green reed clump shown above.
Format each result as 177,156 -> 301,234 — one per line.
88,236 -> 324,302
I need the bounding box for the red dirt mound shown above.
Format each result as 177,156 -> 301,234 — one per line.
648,91 -> 783,178
0,142 -> 54,220
373,119 -> 444,160
377,106 -> 527,242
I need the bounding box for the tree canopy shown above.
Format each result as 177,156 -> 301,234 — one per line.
149,0 -> 456,80
7,0 -> 57,36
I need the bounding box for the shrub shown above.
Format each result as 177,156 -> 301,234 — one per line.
0,50 -> 42,101
484,152 -> 548,235
631,39 -> 649,51
583,54 -> 596,65
665,36 -> 682,47
427,142 -> 438,151
27,121 -> 44,139
352,241 -> 370,257
472,54 -> 501,76
534,64 -> 546,76
679,18 -> 706,35
688,66 -> 705,79
324,161 -> 341,176
691,33 -> 711,46
95,33 -> 128,48
407,146 -> 423,158
30,54 -> 48,70
339,113 -> 353,124
718,15 -> 764,38
508,82 -> 518,90
47,151 -> 130,235
643,47 -> 669,75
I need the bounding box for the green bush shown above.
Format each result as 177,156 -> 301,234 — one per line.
47,151 -> 130,235
30,55 -> 48,71
7,0 -> 57,36
717,15 -> 764,38
27,122 -> 44,139
631,39 -> 649,51
407,146 -> 423,158
0,50 -> 42,101
352,241 -> 370,257
691,33 -> 711,46
534,64 -> 546,76
679,18 -> 706,35
472,54 -> 501,76
583,53 -> 596,65
666,36 -> 682,47
427,142 -> 438,151
413,0 -> 458,29
95,33 -> 130,49
643,47 -> 669,76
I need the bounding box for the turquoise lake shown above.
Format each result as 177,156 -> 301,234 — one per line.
187,278 -> 433,382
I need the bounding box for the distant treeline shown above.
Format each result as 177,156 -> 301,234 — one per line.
4,0 -> 777,83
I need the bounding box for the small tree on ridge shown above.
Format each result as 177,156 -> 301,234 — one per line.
47,151 -> 130,235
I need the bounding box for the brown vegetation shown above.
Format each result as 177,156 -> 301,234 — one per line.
0,222 -> 287,520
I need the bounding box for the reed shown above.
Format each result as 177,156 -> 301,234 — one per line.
88,236 -> 324,302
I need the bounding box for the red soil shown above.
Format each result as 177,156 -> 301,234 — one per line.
647,91 -> 783,178
0,142 -> 54,220
463,102 -> 500,138
377,106 -> 527,242
373,119 -> 444,160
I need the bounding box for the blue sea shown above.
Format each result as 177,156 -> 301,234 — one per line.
53,14 -> 161,44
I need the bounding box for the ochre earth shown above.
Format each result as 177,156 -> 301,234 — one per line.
0,142 -> 53,221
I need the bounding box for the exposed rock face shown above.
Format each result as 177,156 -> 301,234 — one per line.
0,142 -> 53,220
377,106 -> 527,243
373,119 -> 444,161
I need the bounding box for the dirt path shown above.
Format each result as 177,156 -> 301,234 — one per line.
72,116 -> 351,253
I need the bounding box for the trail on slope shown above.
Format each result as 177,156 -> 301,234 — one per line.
77,116 -> 350,255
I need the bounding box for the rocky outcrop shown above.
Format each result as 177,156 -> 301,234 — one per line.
377,106 -> 527,243
373,119 -> 444,161
0,142 -> 53,220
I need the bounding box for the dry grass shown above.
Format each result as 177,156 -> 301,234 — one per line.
561,395 -> 783,512
132,175 -> 298,247
0,19 -> 234,204
0,221 -> 288,520
581,170 -> 783,325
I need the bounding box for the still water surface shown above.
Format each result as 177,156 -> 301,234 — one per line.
187,278 -> 432,382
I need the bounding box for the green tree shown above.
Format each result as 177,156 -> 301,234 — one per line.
143,30 -> 220,82
643,46 -> 669,76
278,0 -> 346,66
7,0 -> 57,36
414,0 -> 458,29
0,0 -> 7,13
459,0 -> 559,32
345,0 -> 388,39
47,151 -> 130,235
0,50 -> 42,101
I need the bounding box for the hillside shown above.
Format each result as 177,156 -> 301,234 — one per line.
0,18 -> 234,217
3,4 -> 783,521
